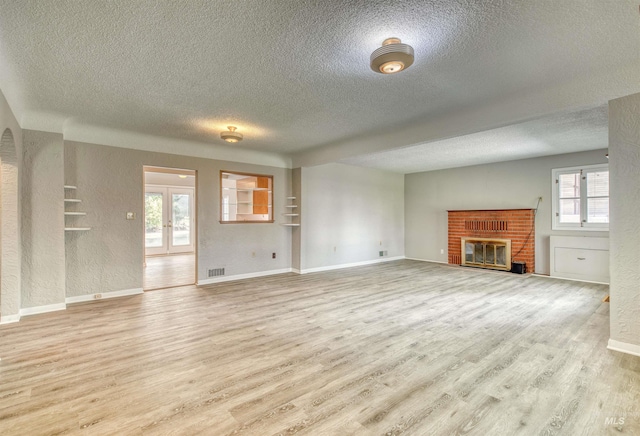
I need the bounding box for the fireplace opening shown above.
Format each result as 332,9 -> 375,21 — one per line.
461,237 -> 511,271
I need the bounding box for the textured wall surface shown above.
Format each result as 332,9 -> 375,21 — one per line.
609,93 -> 640,348
22,130 -> 65,308
1,129 -> 20,316
0,89 -> 22,320
300,163 -> 404,270
64,141 -> 292,297
405,149 -> 609,274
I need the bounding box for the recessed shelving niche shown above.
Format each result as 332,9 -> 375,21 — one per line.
64,185 -> 91,232
281,196 -> 300,227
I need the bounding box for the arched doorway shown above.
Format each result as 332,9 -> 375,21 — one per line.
0,128 -> 20,322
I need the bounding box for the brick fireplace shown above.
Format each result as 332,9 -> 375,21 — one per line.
448,209 -> 535,272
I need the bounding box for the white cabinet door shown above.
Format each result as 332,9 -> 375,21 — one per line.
550,236 -> 609,283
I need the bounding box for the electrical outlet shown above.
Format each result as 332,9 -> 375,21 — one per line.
94,293 -> 102,299
538,196 -> 543,202
440,249 -> 444,254
272,252 -> 276,259
126,212 -> 136,220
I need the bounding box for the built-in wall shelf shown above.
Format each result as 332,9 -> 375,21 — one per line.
65,183 -> 90,231
282,195 -> 299,228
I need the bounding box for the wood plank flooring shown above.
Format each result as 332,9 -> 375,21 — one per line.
143,253 -> 195,290
1,260 -> 639,435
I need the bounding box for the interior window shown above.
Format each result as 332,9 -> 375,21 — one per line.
220,171 -> 273,223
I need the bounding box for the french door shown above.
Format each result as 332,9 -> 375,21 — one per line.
145,186 -> 194,256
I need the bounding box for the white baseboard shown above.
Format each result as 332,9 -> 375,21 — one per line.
533,274 -> 608,285
0,314 -> 20,324
607,339 -> 640,357
198,268 -> 293,285
404,257 -> 448,264
299,256 -> 405,274
2,289 -> 145,323
19,303 -> 67,317
65,287 -> 144,304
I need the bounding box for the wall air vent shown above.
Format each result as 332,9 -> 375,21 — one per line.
208,268 -> 225,277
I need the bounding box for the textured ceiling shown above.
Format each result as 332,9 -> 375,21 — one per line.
341,105 -> 609,173
0,1 -> 638,168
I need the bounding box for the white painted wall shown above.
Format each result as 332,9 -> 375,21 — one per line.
404,149 -> 609,274
0,88 -> 22,321
144,171 -> 195,187
64,140 -> 291,297
299,163 -> 404,271
609,93 -> 640,355
22,130 -> 66,308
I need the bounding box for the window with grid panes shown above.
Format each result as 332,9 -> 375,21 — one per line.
552,164 -> 609,230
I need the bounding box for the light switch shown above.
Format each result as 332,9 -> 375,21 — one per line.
126,212 -> 136,220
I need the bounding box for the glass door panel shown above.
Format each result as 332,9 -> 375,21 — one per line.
145,189 -> 167,256
486,244 -> 496,265
170,190 -> 193,251
496,245 -> 506,266
474,243 -> 484,264
465,242 -> 473,263
145,187 -> 194,255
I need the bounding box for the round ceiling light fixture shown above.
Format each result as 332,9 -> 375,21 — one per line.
221,126 -> 243,143
370,38 -> 414,74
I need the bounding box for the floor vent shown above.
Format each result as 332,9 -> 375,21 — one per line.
208,268 -> 225,277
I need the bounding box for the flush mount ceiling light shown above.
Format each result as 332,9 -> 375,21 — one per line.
220,126 -> 243,143
370,37 -> 414,74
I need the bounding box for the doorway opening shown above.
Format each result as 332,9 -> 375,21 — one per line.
143,166 -> 196,290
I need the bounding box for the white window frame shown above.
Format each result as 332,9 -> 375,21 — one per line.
552,163 -> 609,231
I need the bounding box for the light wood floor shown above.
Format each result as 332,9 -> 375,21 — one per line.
143,253 -> 195,290
1,260 -> 638,435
